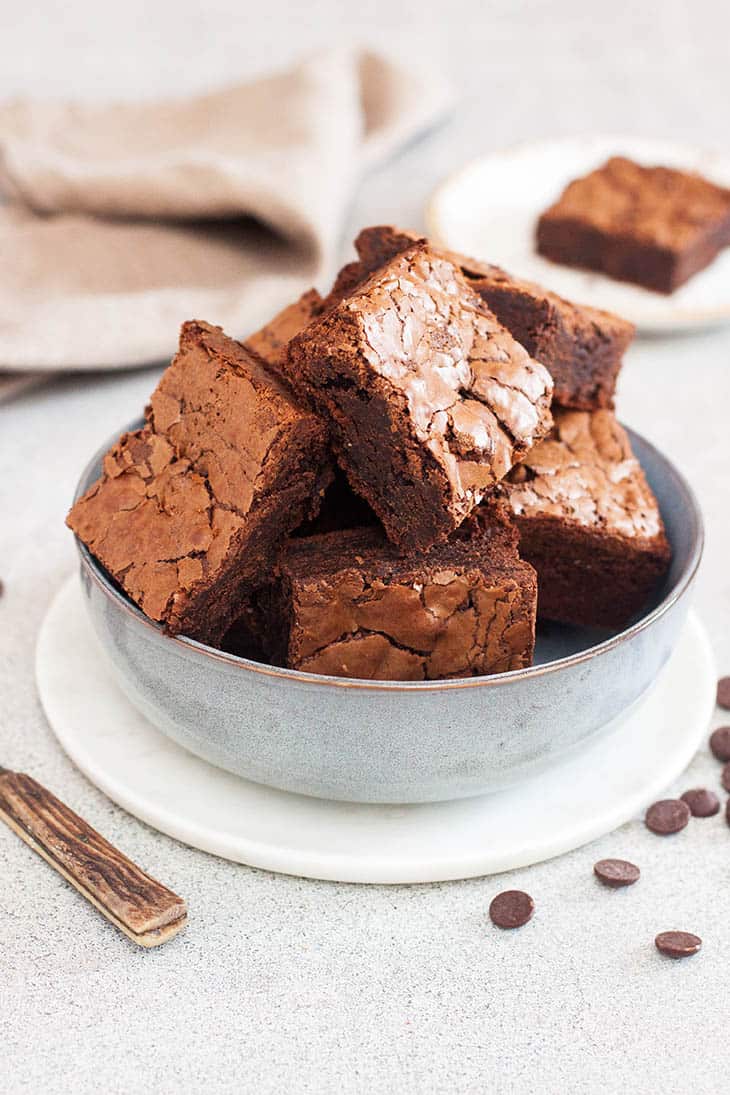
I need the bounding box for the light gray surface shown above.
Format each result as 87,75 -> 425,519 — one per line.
2,2 -> 730,1092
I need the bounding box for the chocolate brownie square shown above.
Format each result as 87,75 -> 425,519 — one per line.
284,244 -> 553,551
244,288 -> 322,368
505,408 -> 671,628
353,226 -> 635,410
536,156 -> 730,293
267,510 -> 537,680
68,321 -> 330,643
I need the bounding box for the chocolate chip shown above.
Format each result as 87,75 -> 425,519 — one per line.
655,931 -> 702,959
489,890 -> 534,929
717,677 -> 730,710
645,799 -> 690,835
726,798 -> 730,827
721,764 -> 730,794
593,858 -> 640,887
680,788 -> 720,817
709,726 -> 730,761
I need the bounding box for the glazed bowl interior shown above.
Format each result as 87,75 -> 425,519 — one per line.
73,419 -> 702,802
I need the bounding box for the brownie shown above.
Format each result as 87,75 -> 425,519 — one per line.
353,225 -> 426,274
459,267 -> 633,411
352,225 -> 635,410
536,156 -> 730,294
244,288 -> 323,368
266,510 -> 537,680
322,260 -> 370,308
293,467 -> 378,537
67,321 -> 331,643
284,244 -> 553,551
505,408 -> 671,628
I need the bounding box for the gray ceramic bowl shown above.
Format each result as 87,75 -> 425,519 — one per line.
74,421 -> 702,804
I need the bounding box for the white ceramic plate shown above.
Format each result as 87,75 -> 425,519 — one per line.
35,575 -> 715,884
426,135 -> 730,333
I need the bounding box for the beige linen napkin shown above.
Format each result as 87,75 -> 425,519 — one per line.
0,49 -> 450,372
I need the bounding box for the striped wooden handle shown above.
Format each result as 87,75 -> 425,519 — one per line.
0,769 -> 187,947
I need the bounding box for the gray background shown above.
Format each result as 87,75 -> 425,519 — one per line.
2,2 -> 730,1092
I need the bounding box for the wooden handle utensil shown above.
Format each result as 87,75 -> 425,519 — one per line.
0,767 -> 187,948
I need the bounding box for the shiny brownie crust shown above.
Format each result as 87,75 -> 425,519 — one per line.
505,408 -> 671,628
269,516 -> 537,680
67,321 -> 330,643
352,226 -> 634,411
284,244 -> 553,551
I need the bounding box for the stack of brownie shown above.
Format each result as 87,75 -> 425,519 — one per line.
68,227 -> 671,681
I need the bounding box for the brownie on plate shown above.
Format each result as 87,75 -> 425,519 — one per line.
265,508 -> 537,680
536,156 -> 730,293
68,321 -> 330,643
285,243 -> 553,551
351,225 -> 635,410
505,408 -> 671,628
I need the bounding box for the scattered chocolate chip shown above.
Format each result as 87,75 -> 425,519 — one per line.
722,764 -> 730,794
489,890 -> 534,929
645,798 -> 690,835
717,677 -> 730,710
680,788 -> 720,817
593,858 -> 640,888
709,726 -> 730,762
726,798 -> 730,827
655,931 -> 702,959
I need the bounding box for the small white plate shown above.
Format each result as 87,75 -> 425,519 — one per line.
426,135 -> 730,333
35,575 -> 715,884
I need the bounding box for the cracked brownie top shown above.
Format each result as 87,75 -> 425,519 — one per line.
353,249 -> 552,470
278,515 -> 537,680
68,427 -> 244,625
351,226 -> 634,411
352,225 -> 633,338
506,409 -> 665,541
68,321 -> 330,641
147,320 -> 314,514
286,244 -> 553,549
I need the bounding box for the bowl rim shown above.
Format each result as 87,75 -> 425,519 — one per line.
73,419 -> 704,693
